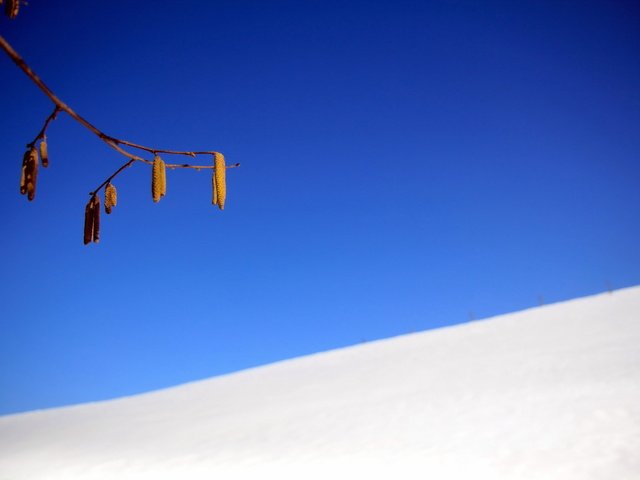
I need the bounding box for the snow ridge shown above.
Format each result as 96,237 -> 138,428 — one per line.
1,287 -> 639,479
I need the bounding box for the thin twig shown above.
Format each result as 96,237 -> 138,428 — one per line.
27,106 -> 61,148
0,34 -> 234,170
0,35 -> 104,136
89,159 -> 136,196
165,162 -> 241,170
89,161 -> 241,196
112,138 -> 219,157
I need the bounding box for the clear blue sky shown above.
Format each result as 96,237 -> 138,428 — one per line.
1,0 -> 638,415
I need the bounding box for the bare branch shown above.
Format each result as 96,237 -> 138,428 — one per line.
89,159 -> 137,197
27,106 -> 61,148
1,31 -> 240,244
0,34 -> 233,170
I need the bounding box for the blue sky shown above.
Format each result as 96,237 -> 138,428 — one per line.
1,0 -> 639,415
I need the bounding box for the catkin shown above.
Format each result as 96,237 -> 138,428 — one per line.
213,152 -> 226,210
152,155 -> 166,203
4,0 -> 19,19
92,195 -> 100,243
40,139 -> 49,168
211,170 -> 218,206
19,149 -> 30,195
105,183 -> 117,214
83,197 -> 95,245
25,147 -> 39,201
83,195 -> 101,245
160,158 -> 167,197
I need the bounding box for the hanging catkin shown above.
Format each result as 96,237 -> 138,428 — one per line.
19,150 -> 30,195
4,0 -> 19,19
24,147 -> 39,201
213,152 -> 226,210
160,158 -> 167,198
83,197 -> 95,245
152,155 -> 166,203
105,183 -> 117,214
211,169 -> 217,206
39,139 -> 49,168
92,195 -> 100,243
83,195 -> 100,245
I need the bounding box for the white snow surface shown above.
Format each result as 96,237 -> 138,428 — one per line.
1,287 -> 640,480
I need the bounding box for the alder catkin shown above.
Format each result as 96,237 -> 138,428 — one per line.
25,147 -> 39,201
211,169 -> 218,206
105,183 -> 117,214
4,0 -> 19,19
40,139 -> 49,168
160,158 -> 167,197
152,155 -> 166,203
92,195 -> 100,243
213,152 -> 226,210
83,197 -> 94,245
20,149 -> 30,195
83,195 -> 101,244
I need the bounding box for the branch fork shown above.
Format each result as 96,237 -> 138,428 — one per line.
0,33 -> 240,245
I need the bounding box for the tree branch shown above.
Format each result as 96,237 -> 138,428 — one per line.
3,11 -> 240,245
0,33 -> 239,176
89,159 -> 137,196
27,106 -> 61,148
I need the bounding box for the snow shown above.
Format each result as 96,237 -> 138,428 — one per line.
1,287 -> 639,479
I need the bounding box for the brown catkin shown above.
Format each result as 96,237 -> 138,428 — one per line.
105,183 -> 117,214
19,149 -> 30,195
83,195 -> 101,244
25,147 -> 39,201
92,195 -> 100,243
40,139 -> 49,168
213,152 -> 226,210
152,155 -> 166,203
4,0 -> 19,19
83,197 -> 95,245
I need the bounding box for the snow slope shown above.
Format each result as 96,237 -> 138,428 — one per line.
1,287 -> 639,480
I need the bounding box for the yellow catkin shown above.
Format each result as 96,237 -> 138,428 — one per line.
105,183 -> 117,214
160,158 -> 167,197
211,169 -> 218,206
152,155 -> 166,203
40,139 -> 49,168
213,152 -> 226,210
25,147 -> 39,201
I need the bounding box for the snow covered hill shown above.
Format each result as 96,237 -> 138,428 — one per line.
1,287 -> 639,480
